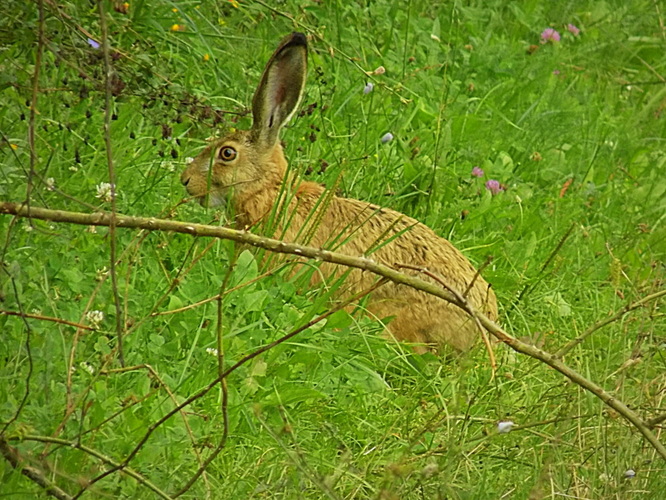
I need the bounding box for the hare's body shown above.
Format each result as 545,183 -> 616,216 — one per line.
181,33 -> 497,352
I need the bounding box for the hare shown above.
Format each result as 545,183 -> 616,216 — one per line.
181,32 -> 498,353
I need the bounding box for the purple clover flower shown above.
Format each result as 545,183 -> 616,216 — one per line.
540,28 -> 560,43
381,132 -> 393,144
363,82 -> 374,94
485,179 -> 504,195
471,166 -> 484,177
87,38 -> 100,49
567,24 -> 580,36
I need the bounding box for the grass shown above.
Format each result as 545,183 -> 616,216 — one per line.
1,0 -> 665,498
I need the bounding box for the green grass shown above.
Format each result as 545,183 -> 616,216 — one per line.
1,0 -> 665,498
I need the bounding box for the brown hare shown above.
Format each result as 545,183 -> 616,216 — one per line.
181,32 -> 498,353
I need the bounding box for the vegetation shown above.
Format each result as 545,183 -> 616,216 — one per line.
1,0 -> 664,498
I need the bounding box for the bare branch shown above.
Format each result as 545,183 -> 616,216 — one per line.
1,201 -> 665,462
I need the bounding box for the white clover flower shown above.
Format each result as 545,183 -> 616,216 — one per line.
185,157 -> 195,164
497,421 -> 515,434
46,177 -> 55,191
624,469 -> 636,479
206,347 -> 219,356
69,166 -> 79,172
86,310 -> 104,329
79,362 -> 95,375
24,223 -> 33,232
87,225 -> 97,234
363,82 -> 374,94
160,160 -> 176,173
95,182 -> 115,202
381,132 -> 394,144
95,267 -> 108,282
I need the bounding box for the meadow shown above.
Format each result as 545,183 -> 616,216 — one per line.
1,0 -> 665,498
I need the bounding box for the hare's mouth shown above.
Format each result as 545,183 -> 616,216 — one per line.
197,191 -> 227,209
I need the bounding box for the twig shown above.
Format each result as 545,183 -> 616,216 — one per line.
0,438 -> 71,500
4,435 -> 172,500
78,276 -> 388,494
1,202 -> 665,461
555,289 -> 666,358
0,310 -> 94,331
96,0 -> 124,366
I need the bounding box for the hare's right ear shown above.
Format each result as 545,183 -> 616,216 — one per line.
250,32 -> 308,148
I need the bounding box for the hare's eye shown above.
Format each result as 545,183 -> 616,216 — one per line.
218,146 -> 237,162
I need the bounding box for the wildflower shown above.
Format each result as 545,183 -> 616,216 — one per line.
485,179 -> 504,195
95,267 -> 108,282
552,69 -> 560,75
624,469 -> 636,479
95,182 -> 115,202
45,177 -> 55,190
87,38 -> 100,49
497,421 -> 515,433
69,165 -> 79,172
381,132 -> 394,144
471,166 -> 484,177
566,23 -> 580,36
86,310 -> 105,329
185,157 -> 195,164
363,82 -> 374,94
203,53 -> 210,62
79,362 -> 95,375
10,143 -> 18,150
229,0 -> 239,8
372,66 -> 386,75
170,24 -> 184,32
206,347 -> 219,356
540,28 -> 560,43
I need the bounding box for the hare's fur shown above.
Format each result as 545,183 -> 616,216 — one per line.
181,33 -> 498,352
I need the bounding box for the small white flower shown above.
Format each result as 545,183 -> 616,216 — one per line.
206,347 -> 219,356
87,226 -> 97,234
363,82 -> 374,94
24,223 -> 33,232
160,160 -> 176,173
46,177 -> 55,191
624,469 -> 636,479
69,166 -> 79,172
185,157 -> 195,164
95,267 -> 108,282
86,310 -> 105,329
79,362 -> 95,375
497,421 -> 515,433
95,182 -> 115,202
381,132 -> 394,144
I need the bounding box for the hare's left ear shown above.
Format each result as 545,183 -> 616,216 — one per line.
250,32 -> 308,148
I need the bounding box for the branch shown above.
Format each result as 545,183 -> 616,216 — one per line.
0,438 -> 72,500
2,201 -> 665,462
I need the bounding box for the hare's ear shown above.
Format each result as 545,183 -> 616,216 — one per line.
250,32 -> 308,148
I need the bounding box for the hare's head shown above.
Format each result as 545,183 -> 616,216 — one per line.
181,33 -> 308,209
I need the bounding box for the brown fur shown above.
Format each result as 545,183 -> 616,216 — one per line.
181,33 -> 498,353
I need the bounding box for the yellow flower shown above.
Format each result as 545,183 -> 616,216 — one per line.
172,8 -> 178,13
123,2 -> 129,10
229,0 -> 240,7
10,143 -> 18,150
170,24 -> 182,32
203,53 -> 210,62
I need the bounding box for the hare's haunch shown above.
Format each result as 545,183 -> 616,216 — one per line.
181,32 -> 498,353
